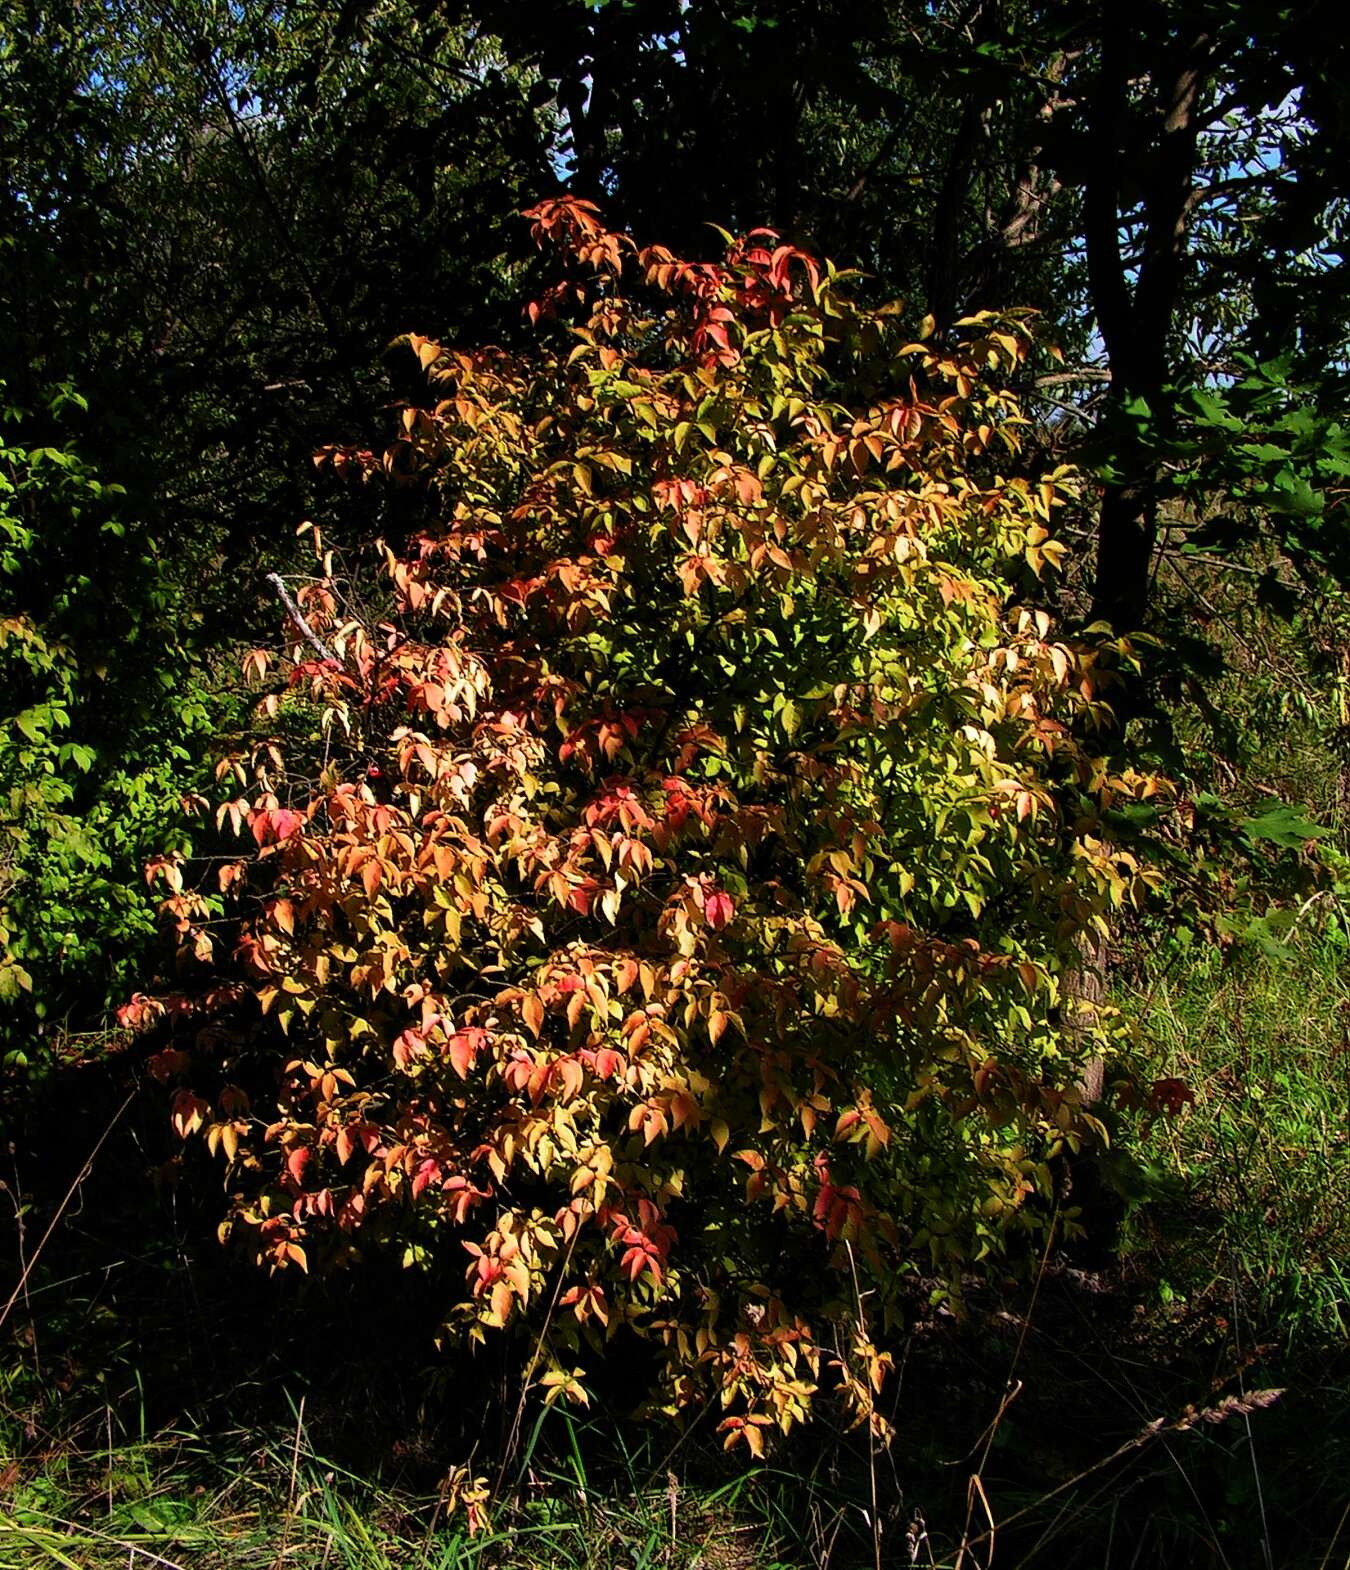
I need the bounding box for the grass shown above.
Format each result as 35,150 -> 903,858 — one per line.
1119,925 -> 1350,1346
0,1391 -> 875,1570
6,1304 -> 1347,1569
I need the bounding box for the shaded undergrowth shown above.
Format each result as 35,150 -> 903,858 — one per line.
1120,927 -> 1350,1346
4,932 -> 1350,1567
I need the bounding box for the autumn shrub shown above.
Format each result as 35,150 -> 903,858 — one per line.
125,199 -> 1169,1448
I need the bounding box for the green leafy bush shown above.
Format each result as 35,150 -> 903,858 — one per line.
0,385 -> 212,1056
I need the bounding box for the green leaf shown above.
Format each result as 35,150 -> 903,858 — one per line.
1240,802 -> 1332,849
14,707 -> 45,743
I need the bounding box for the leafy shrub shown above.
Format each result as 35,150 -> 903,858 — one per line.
0,386 -> 209,1054
128,200 -> 1168,1443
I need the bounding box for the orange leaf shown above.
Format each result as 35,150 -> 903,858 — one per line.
522,992 -> 545,1038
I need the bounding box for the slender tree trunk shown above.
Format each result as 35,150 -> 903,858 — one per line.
962,52 -> 1072,316
1069,928 -> 1108,1105
925,90 -> 990,330
1061,17 -> 1212,1120
1338,643 -> 1350,821
1084,13 -> 1212,636
923,1 -> 1003,329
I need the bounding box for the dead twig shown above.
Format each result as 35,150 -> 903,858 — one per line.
0,1091 -> 134,1339
962,1386 -> 1285,1553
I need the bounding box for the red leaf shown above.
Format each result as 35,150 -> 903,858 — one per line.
147,1047 -> 189,1083
448,1028 -> 484,1079
170,1089 -> 208,1139
250,808 -> 304,847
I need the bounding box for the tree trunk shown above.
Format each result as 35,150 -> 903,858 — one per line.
1068,927 -> 1108,1106
1084,14 -> 1212,635
1093,478 -> 1159,637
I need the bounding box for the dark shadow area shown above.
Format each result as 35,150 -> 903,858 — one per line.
4,1054 -> 1349,1567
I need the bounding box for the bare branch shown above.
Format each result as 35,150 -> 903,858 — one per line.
266,572 -> 337,663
